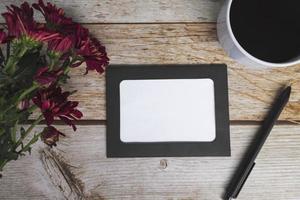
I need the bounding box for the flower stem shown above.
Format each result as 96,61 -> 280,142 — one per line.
18,132 -> 42,154
6,41 -> 10,61
11,120 -> 18,143
0,47 -> 4,64
4,45 -> 28,75
0,159 -> 8,172
26,105 -> 38,113
14,114 -> 44,149
16,84 -> 39,103
3,84 -> 39,114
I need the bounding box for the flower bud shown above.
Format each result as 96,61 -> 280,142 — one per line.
41,126 -> 65,147
18,100 -> 30,110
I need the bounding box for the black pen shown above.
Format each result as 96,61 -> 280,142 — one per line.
224,86 -> 292,200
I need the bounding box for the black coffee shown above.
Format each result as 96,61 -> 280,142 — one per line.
230,0 -> 300,63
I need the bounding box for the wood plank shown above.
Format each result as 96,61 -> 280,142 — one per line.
0,124 -> 299,199
0,0 -> 222,23
1,21 -> 299,121
63,24 -> 299,121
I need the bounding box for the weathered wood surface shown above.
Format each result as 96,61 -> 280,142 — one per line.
64,24 -> 299,121
1,0 -> 299,121
1,1 -> 299,199
0,124 -> 299,200
0,0 -> 222,23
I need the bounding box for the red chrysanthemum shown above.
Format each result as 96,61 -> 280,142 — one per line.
0,29 -> 7,44
33,0 -> 73,29
1,2 -> 60,42
32,85 -> 83,130
48,36 -> 73,54
28,30 -> 61,42
2,2 -> 35,38
34,66 -> 63,86
64,23 -> 89,49
41,126 -> 65,147
33,1 -> 90,48
32,1 -> 109,74
74,37 -> 109,74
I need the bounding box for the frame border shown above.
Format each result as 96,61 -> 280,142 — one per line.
106,64 -> 230,157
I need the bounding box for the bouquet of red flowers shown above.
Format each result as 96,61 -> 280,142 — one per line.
0,0 -> 109,173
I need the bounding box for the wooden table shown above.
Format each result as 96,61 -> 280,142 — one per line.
1,1 -> 300,199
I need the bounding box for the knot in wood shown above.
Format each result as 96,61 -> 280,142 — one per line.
159,159 -> 168,169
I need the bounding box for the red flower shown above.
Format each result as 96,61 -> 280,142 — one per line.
64,23 -> 89,49
41,126 -> 65,147
74,37 -> 109,74
2,2 -> 35,38
34,66 -> 63,86
0,29 -> 7,44
48,36 -> 73,54
33,1 -> 89,49
32,0 -> 109,74
33,0 -> 73,29
73,24 -> 89,48
32,85 -> 83,130
2,2 -> 60,42
28,30 -> 61,42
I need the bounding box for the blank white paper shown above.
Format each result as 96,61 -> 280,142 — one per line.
119,79 -> 216,143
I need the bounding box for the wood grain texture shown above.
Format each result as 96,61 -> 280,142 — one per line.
0,124 -> 299,200
1,0 -> 299,121
0,1 -> 299,200
0,0 -> 222,23
45,24 -> 299,121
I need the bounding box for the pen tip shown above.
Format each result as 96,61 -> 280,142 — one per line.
285,85 -> 292,95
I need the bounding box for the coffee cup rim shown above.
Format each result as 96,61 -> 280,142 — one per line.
226,0 -> 300,67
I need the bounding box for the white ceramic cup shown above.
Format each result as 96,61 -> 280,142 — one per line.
217,0 -> 300,69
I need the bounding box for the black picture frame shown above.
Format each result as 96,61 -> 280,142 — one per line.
106,64 -> 231,157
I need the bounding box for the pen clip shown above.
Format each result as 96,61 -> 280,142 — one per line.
233,162 -> 256,198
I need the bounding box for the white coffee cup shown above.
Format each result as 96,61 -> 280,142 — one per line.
217,0 -> 300,68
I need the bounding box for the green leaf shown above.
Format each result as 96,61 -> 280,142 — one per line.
0,128 -> 4,137
0,73 -> 7,81
3,152 -> 18,161
28,147 -> 32,155
20,133 -> 40,154
20,127 -> 25,137
13,51 -> 40,81
10,121 -> 18,143
4,109 -> 20,123
0,37 -> 46,171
